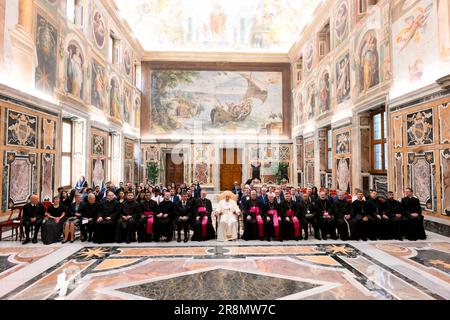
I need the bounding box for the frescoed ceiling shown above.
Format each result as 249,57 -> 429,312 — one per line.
115,0 -> 322,53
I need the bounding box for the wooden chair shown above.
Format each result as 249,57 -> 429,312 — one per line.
0,206 -> 23,241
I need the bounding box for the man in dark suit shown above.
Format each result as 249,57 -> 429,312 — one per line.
363,190 -> 384,240
193,181 -> 202,199
386,191 -> 406,240
170,188 -> 180,204
274,188 -> 284,205
257,187 -> 269,205
175,192 -> 193,242
154,191 -> 176,242
94,191 -> 120,244
313,191 -> 337,240
401,188 -> 426,240
22,195 -> 46,244
232,182 -> 242,196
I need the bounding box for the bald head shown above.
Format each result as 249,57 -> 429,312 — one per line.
30,195 -> 39,205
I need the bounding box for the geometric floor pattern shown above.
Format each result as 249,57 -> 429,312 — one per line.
0,233 -> 449,300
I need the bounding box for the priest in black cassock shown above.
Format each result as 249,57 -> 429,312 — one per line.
331,191 -> 357,241
79,193 -> 98,242
138,192 -> 159,242
116,191 -> 141,243
401,188 -> 426,241
242,190 -> 264,241
154,191 -> 176,242
313,191 -> 337,240
263,193 -> 283,242
192,190 -> 215,241
175,192 -> 193,242
386,191 -> 406,240
282,192 -> 302,240
94,191 -> 120,244
364,190 -> 384,240
298,193 -> 318,240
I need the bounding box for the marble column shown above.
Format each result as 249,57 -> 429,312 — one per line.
313,127 -> 321,188
351,113 -> 362,192
9,0 -> 36,88
18,0 -> 33,34
295,136 -> 304,186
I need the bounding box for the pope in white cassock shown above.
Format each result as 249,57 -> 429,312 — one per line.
214,191 -> 241,242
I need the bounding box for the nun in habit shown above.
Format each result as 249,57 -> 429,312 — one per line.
214,191 -> 241,242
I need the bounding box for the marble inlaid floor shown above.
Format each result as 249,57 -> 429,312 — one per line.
0,232 -> 449,300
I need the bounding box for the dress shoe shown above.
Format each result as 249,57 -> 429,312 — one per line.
22,238 -> 31,245
177,238 -> 181,243
32,238 -> 38,244
184,238 -> 188,243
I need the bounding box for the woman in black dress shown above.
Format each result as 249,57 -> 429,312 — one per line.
42,196 -> 67,245
60,190 -> 71,208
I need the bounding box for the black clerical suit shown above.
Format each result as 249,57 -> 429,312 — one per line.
22,202 -> 46,243
313,197 -> 337,240
282,200 -> 302,240
386,198 -> 406,240
331,198 -> 357,241
93,199 -> 120,244
242,198 -> 264,241
79,201 -> 98,241
154,199 -> 176,242
263,201 -> 283,241
400,196 -> 426,240
138,199 -> 159,242
363,197 -> 384,240
192,197 -> 215,241
116,199 -> 141,243
175,199 -> 193,242
298,198 -> 318,240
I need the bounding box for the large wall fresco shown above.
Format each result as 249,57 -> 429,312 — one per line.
31,0 -> 142,128
150,70 -> 283,137
391,0 -> 448,98
35,14 -> 58,95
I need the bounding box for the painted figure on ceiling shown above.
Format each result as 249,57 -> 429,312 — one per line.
396,4 -> 433,52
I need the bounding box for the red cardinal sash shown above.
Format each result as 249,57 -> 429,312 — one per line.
144,211 -> 154,234
250,206 -> 264,238
286,209 -> 301,238
267,209 -> 279,237
197,207 -> 208,237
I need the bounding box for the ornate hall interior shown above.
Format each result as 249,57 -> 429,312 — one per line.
0,0 -> 449,301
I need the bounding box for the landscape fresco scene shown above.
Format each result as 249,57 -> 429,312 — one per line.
150,70 -> 283,136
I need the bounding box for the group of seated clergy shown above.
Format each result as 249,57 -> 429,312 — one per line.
20,182 -> 426,245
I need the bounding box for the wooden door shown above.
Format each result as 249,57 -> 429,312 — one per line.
220,149 -> 242,191
165,153 -> 184,186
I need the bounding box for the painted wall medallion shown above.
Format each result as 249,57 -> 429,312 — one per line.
407,109 -> 433,146
6,110 -> 37,147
